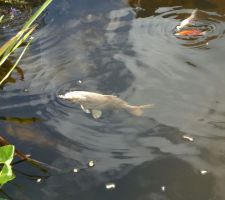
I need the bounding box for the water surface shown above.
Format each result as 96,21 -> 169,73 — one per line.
1,0 -> 225,199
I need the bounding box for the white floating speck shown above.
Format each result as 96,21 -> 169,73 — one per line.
88,160 -> 95,167
86,14 -> 93,21
78,80 -> 82,84
200,170 -> 208,175
105,182 -> 116,190
73,168 -> 79,173
36,178 -> 42,183
161,186 -> 166,192
182,135 -> 194,142
206,42 -> 209,46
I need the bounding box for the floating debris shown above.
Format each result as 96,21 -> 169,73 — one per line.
200,170 -> 208,175
24,88 -> 29,92
77,80 -> 82,84
105,182 -> 116,190
88,160 -> 95,168
73,168 -> 79,173
161,185 -> 166,192
36,178 -> 42,183
182,135 -> 194,142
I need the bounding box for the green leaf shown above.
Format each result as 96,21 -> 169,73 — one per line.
0,145 -> 15,187
23,0 -> 52,30
0,37 -> 33,85
0,0 -> 52,86
0,26 -> 36,69
0,28 -> 27,59
0,145 -> 14,165
0,15 -> 4,24
0,164 -> 15,187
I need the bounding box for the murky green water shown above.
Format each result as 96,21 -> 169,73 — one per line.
1,0 -> 225,199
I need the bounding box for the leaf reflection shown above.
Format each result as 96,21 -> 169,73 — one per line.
0,116 -> 44,124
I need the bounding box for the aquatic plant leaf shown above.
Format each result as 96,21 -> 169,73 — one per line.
0,164 -> 15,187
11,25 -> 36,52
0,116 -> 43,124
0,26 -> 35,68
0,0 -> 52,86
0,145 -> 14,165
0,28 -> 27,59
0,15 -> 4,23
0,37 -> 33,85
0,145 -> 15,187
23,0 -> 52,30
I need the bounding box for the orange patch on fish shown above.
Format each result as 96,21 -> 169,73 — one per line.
175,29 -> 205,36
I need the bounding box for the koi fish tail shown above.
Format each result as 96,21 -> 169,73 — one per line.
126,104 -> 154,116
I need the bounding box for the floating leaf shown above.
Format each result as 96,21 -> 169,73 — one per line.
0,145 -> 14,165
0,164 -> 15,187
0,145 -> 15,187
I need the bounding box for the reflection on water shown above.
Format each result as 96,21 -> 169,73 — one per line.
0,58 -> 24,87
1,0 -> 225,199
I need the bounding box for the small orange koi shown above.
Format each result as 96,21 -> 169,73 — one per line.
175,29 -> 205,36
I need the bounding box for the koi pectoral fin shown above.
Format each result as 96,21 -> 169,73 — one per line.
80,104 -> 91,113
91,110 -> 102,119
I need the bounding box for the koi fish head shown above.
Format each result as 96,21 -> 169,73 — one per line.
58,91 -> 86,102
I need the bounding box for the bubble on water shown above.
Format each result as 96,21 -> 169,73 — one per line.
105,182 -> 116,190
182,135 -> 194,142
200,170 -> 208,175
161,185 -> 166,192
88,160 -> 95,167
36,178 -> 42,183
73,168 -> 79,173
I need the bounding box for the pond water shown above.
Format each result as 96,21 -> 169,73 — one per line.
1,0 -> 225,199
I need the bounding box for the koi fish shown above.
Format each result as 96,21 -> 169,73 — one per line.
177,9 -> 198,31
58,91 -> 154,119
175,29 -> 206,36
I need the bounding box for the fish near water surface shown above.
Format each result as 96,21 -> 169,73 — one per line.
176,9 -> 199,31
58,91 -> 154,119
175,9 -> 207,37
175,29 -> 206,36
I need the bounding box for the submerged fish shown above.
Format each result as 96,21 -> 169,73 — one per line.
58,91 -> 154,119
175,29 -> 205,36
